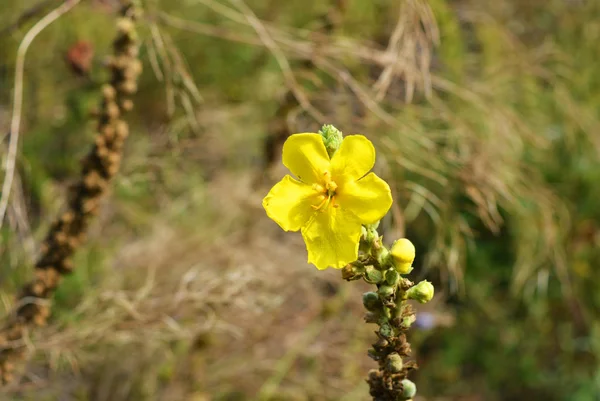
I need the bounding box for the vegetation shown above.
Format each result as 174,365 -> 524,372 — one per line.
0,0 -> 599,400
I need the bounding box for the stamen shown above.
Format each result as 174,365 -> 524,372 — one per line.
311,195 -> 328,210
311,170 -> 339,211
332,197 -> 339,208
326,180 -> 337,194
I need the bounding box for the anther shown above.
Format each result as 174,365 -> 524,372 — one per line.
312,183 -> 325,193
326,180 -> 337,193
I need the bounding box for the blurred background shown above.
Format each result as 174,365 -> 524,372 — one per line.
1,0 -> 599,400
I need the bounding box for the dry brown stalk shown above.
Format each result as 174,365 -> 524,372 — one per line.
0,1 -> 142,385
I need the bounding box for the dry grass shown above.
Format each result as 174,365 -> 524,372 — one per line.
148,0 -> 578,296
1,0 -> 598,399
0,169 -> 398,400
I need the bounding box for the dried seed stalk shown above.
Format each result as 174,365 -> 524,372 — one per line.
0,1 -> 142,385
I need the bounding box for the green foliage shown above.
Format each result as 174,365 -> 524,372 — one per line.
1,0 -> 600,400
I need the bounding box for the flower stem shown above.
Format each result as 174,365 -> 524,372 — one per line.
343,226 -> 420,401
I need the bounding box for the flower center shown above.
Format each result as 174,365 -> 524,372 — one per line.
311,171 -> 338,211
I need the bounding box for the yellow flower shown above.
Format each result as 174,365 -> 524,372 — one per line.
263,133 -> 393,270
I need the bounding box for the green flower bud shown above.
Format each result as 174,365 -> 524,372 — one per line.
385,352 -> 403,373
406,280 -> 434,304
362,292 -> 381,311
365,266 -> 383,283
376,246 -> 390,267
401,379 -> 417,399
385,269 -> 400,286
379,322 -> 393,338
319,124 -> 343,157
377,285 -> 395,299
390,238 -> 415,274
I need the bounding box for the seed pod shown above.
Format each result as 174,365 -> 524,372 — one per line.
102,84 -> 117,100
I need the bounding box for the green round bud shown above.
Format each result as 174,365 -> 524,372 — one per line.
385,269 -> 400,286
365,266 -> 383,283
390,238 -> 415,274
385,352 -> 403,373
379,322 -> 393,338
362,292 -> 381,311
377,285 -> 395,299
406,280 -> 434,304
401,379 -> 417,398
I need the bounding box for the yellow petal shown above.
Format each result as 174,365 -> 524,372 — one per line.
282,133 -> 330,184
263,175 -> 318,231
330,135 -> 375,182
337,172 -> 392,224
301,207 -> 362,270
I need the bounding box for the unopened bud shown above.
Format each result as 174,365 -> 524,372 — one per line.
385,269 -> 400,286
406,280 -> 434,304
379,322 -> 393,338
365,266 -> 383,283
319,124 -> 343,158
377,285 -> 394,299
362,292 -> 381,311
385,352 -> 403,373
401,379 -> 417,399
390,238 -> 415,274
